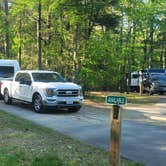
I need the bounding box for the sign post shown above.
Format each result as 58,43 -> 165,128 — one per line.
106,96 -> 127,166
140,82 -> 143,96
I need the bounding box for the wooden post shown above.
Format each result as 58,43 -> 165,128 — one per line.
110,105 -> 121,166
139,71 -> 143,96
140,82 -> 143,96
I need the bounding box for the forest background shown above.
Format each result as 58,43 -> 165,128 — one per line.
0,0 -> 165,91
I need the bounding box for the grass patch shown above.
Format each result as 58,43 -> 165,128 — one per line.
85,91 -> 159,104
0,110 -> 143,166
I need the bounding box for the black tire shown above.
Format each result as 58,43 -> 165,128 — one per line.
159,92 -> 164,95
4,89 -> 12,104
149,89 -> 153,96
32,94 -> 44,113
68,107 -> 80,112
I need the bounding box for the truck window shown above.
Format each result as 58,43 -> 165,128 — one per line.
0,66 -> 14,78
32,72 -> 65,82
15,73 -> 23,82
15,73 -> 31,82
23,73 -> 31,82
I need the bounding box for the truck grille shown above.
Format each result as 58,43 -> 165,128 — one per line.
57,89 -> 79,97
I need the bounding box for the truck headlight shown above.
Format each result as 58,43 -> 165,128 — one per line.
78,89 -> 83,96
45,88 -> 56,97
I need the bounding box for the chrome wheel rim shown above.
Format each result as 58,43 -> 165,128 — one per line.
34,97 -> 41,111
4,92 -> 9,102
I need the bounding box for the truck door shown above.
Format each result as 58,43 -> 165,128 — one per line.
19,73 -> 32,102
12,72 -> 23,99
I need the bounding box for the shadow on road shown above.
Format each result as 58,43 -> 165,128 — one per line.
11,101 -> 78,115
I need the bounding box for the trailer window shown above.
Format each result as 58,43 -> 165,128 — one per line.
132,74 -> 139,79
0,66 -> 14,78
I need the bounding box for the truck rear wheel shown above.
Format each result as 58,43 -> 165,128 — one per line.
32,94 -> 44,113
4,89 -> 12,104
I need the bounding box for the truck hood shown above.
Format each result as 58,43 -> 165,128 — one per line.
157,80 -> 166,86
33,82 -> 81,90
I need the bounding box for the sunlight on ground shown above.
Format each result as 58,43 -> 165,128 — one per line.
84,93 -> 166,126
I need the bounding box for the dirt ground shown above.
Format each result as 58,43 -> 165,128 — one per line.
84,96 -> 166,126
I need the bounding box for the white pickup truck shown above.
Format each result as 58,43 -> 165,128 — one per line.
1,70 -> 83,113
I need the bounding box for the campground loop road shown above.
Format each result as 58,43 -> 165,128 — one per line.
0,96 -> 166,166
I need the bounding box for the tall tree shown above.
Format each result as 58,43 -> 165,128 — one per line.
4,0 -> 165,91
37,0 -> 42,69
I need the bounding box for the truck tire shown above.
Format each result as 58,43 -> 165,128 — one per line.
159,92 -> 164,95
4,89 -> 12,104
32,94 -> 44,113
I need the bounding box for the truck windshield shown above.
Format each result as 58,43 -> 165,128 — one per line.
147,69 -> 165,75
151,75 -> 166,81
0,66 -> 14,78
32,72 -> 65,82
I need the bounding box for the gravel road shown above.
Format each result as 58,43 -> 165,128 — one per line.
0,96 -> 166,166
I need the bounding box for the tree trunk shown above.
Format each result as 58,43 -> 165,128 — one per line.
131,22 -> 136,67
148,21 -> 154,68
163,46 -> 166,69
3,0 -> 9,57
119,12 -> 124,93
161,33 -> 166,69
143,39 -> 148,68
18,18 -> 22,67
37,0 -> 42,70
72,24 -> 79,82
126,21 -> 132,94
43,11 -> 51,67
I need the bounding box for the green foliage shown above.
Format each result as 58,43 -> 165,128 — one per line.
0,0 -> 165,91
31,156 -> 65,166
0,152 -> 20,166
78,31 -> 121,90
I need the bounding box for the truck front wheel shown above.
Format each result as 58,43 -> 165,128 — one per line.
32,94 -> 44,113
4,89 -> 12,104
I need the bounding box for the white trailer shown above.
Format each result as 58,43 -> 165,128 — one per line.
0,59 -> 20,96
130,71 -> 141,92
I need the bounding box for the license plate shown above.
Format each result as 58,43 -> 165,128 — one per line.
67,100 -> 73,104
